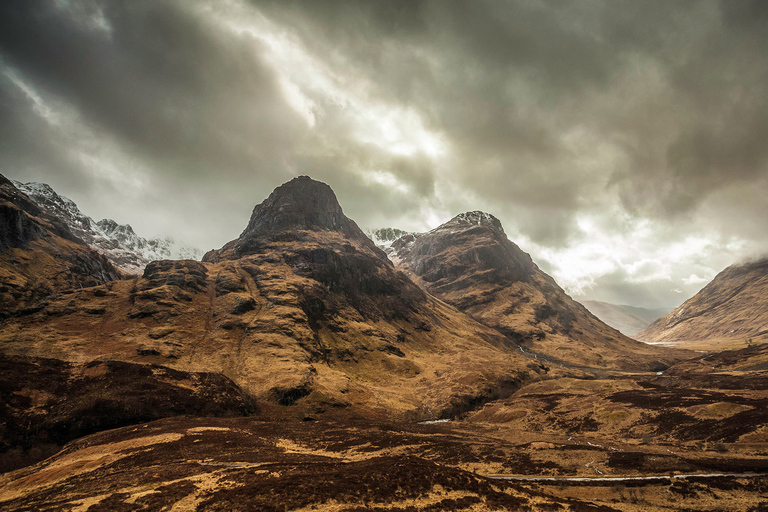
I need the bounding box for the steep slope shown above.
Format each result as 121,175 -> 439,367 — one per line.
13,180 -> 202,274
0,176 -> 257,470
0,175 -> 120,318
390,212 -> 679,371
0,177 -> 546,420
580,300 -> 666,336
638,258 -> 768,347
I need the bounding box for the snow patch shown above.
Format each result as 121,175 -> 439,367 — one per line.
366,227 -> 414,249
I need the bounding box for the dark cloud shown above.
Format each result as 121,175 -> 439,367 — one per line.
259,0 -> 768,232
0,0 -> 306,182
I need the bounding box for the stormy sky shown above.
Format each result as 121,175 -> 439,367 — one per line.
1,0 -> 767,310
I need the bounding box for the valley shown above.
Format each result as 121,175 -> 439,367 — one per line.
1,175 -> 767,511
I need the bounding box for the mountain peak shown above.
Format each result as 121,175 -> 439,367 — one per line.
453,211 -> 498,225
430,211 -> 506,237
240,176 -> 348,236
96,218 -> 137,238
205,176 -> 374,262
638,257 -> 768,346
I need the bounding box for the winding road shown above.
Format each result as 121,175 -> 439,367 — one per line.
485,472 -> 765,483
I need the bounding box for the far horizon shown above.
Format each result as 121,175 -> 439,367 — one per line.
2,1 -> 767,311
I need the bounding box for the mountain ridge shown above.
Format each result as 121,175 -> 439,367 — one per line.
13,180 -> 202,274
388,211 -> 682,371
0,176 -> 550,423
0,174 -> 121,318
4,175 -> 768,511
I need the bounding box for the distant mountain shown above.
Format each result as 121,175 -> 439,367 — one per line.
0,175 -> 120,317
619,304 -> 671,324
12,180 -> 202,274
580,300 -> 669,337
638,258 -> 768,346
388,211 -> 679,371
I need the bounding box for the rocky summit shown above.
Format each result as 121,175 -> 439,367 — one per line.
209,176 -> 358,258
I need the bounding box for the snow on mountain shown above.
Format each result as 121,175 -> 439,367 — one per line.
453,211 -> 496,226
365,227 -> 415,250
13,180 -> 202,274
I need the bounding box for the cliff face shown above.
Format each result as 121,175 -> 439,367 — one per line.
390,211 -> 679,371
204,176 -> 427,325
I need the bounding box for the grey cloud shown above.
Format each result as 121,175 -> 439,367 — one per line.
609,0 -> 768,218
0,0 -> 306,181
288,137 -> 438,231
253,1 -> 689,242
257,0 -> 768,239
0,68 -> 98,194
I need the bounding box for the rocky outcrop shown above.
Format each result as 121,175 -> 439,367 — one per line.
0,176 -> 78,250
391,211 -> 535,290
366,227 -> 415,249
205,175 -> 374,259
0,353 -> 257,472
204,176 -> 427,323
242,175 -> 351,234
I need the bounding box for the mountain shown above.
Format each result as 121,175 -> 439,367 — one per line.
580,300 -> 668,336
0,175 -> 120,318
366,227 -> 415,249
13,180 -> 202,274
1,176 -> 546,423
5,175 -> 768,510
389,211 -> 680,371
638,258 -> 768,347
0,176 -> 255,470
